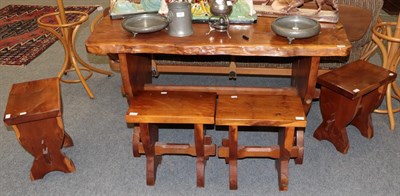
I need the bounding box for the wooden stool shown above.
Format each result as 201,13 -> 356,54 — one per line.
3,78 -> 75,180
216,94 -> 307,191
126,91 -> 217,187
314,60 -> 397,154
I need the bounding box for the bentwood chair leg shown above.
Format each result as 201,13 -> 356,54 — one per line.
71,27 -> 112,76
70,53 -> 95,98
57,44 -> 70,78
386,84 -> 395,130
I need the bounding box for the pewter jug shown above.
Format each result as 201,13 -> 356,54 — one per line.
167,2 -> 193,37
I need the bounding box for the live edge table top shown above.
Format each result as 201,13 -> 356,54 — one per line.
85,16 -> 351,57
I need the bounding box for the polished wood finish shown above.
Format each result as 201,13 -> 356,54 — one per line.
126,91 -> 217,187
86,16 -> 350,56
216,94 -> 306,191
90,3 -> 378,78
216,95 -> 307,127
86,15 -> 350,113
126,91 -> 216,124
314,60 -> 397,154
3,78 -> 75,180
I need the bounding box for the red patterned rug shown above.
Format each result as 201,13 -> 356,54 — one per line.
0,4 -> 98,66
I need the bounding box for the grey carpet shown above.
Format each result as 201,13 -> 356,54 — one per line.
0,1 -> 399,195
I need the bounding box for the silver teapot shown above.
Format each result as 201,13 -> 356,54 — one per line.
206,0 -> 233,38
209,0 -> 233,16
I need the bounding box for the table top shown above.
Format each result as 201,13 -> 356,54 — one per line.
86,16 -> 351,57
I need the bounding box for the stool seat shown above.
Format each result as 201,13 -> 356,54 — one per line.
4,78 -> 61,125
3,78 -> 75,180
216,94 -> 306,127
126,91 -> 217,187
317,60 -> 396,100
314,60 -> 397,154
216,94 -> 306,191
126,91 -> 215,124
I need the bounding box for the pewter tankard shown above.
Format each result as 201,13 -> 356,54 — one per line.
167,2 -> 193,37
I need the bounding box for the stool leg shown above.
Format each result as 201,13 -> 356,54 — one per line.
132,126 -> 141,157
314,87 -> 360,154
30,146 -> 76,180
13,119 -> 76,180
229,125 -> 238,190
276,127 -> 294,191
139,123 -> 159,185
294,129 -> 304,165
194,124 -> 205,187
351,86 -> 387,139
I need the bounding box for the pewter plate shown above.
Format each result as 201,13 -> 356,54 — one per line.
122,13 -> 168,36
271,15 -> 320,44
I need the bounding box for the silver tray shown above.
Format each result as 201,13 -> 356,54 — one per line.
121,13 -> 168,37
271,15 -> 320,44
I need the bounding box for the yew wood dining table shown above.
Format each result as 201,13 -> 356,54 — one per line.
86,14 -> 351,190
85,15 -> 351,113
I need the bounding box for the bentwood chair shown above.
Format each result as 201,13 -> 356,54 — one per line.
38,0 -> 112,99
371,14 -> 400,130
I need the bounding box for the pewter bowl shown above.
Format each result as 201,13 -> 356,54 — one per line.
271,15 -> 321,44
122,13 -> 168,37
